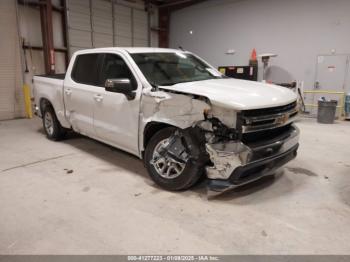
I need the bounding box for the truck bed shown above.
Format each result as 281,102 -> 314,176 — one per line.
33,75 -> 67,126
35,73 -> 66,80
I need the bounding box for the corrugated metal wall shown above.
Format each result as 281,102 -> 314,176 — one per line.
133,8 -> 148,47
67,0 -> 150,56
92,0 -> 113,47
67,0 -> 92,55
0,0 -> 24,120
114,3 -> 132,46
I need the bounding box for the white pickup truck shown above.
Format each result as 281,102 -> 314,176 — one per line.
33,47 -> 299,195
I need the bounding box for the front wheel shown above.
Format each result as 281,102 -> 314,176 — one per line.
144,127 -> 203,191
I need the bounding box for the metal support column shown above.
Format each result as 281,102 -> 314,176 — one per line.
158,7 -> 169,48
61,0 -> 69,67
39,0 -> 55,74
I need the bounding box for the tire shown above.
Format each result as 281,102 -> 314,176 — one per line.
42,105 -> 66,141
144,127 -> 204,191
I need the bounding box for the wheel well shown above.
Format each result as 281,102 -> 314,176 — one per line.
143,122 -> 174,149
39,98 -> 53,115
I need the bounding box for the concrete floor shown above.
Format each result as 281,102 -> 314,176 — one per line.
0,117 -> 350,254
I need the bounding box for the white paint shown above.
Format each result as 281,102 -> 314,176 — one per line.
160,78 -> 297,110
34,47 -> 297,159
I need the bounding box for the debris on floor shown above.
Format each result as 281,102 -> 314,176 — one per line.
261,230 -> 268,237
286,167 -> 318,177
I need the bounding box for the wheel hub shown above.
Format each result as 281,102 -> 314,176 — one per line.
44,111 -> 54,135
151,138 -> 187,179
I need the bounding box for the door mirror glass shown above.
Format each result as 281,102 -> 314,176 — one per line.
105,79 -> 136,100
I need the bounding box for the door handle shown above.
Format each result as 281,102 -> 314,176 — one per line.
65,89 -> 72,95
93,94 -> 103,102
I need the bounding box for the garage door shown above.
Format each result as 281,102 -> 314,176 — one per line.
66,0 -> 93,55
133,8 -> 148,46
114,3 -> 132,46
0,0 -> 24,120
67,0 -> 149,56
92,0 -> 113,47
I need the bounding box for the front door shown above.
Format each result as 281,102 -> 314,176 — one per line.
93,53 -> 141,155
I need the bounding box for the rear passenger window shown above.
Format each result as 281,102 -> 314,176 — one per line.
71,54 -> 99,85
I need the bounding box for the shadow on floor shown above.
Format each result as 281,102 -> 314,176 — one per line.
37,128 -> 295,201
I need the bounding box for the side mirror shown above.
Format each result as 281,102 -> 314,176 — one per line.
104,79 -> 136,100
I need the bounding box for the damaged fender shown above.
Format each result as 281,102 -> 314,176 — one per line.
139,87 -> 210,152
139,87 -> 246,181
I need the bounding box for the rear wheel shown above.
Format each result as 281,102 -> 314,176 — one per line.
144,127 -> 203,191
42,105 -> 66,141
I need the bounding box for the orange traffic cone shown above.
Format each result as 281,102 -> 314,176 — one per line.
250,48 -> 257,61
249,48 -> 258,81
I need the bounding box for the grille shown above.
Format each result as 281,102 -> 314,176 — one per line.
241,101 -> 297,117
241,124 -> 292,144
238,101 -> 298,133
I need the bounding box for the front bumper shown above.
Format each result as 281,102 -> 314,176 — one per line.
205,124 -> 299,196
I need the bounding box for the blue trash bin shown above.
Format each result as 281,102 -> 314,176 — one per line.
345,94 -> 350,120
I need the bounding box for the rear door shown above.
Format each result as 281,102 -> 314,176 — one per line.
63,53 -> 103,137
93,52 -> 141,155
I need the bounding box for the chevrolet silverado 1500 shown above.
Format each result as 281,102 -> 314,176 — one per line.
33,48 -> 299,195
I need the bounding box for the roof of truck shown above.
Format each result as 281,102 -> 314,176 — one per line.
74,47 -> 187,55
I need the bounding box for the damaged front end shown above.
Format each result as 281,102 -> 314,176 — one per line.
141,87 -> 299,197
201,102 -> 300,196
205,124 -> 299,196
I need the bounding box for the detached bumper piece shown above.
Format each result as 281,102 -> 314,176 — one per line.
206,124 -> 300,197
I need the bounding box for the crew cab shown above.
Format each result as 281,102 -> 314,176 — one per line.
33,47 -> 299,195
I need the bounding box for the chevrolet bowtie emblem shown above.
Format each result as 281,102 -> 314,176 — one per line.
276,114 -> 289,124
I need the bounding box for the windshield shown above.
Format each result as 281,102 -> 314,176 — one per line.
130,52 -> 222,86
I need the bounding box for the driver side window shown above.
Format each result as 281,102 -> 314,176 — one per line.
99,54 -> 137,89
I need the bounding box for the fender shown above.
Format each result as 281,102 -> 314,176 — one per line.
138,88 -> 210,154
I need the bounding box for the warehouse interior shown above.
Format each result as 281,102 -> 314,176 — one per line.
1,0 -> 350,257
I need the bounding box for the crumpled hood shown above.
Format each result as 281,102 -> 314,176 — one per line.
159,78 -> 297,110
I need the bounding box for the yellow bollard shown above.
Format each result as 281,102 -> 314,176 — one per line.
23,84 -> 33,119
